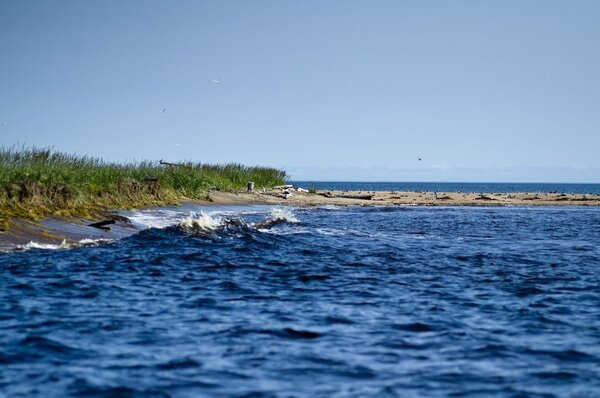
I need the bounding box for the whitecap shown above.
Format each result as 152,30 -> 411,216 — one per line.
19,239 -> 70,250
16,237 -> 114,251
179,211 -> 224,233
78,238 -> 113,246
268,207 -> 299,223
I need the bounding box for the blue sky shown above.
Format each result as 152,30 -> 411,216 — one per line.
1,1 -> 599,182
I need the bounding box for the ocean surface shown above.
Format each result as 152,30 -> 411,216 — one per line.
291,181 -> 600,194
1,203 -> 600,397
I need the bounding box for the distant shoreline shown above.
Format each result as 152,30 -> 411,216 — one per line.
2,188 -> 600,251
290,181 -> 600,195
208,189 -> 600,207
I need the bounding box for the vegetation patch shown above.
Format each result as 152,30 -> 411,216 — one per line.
0,147 -> 287,231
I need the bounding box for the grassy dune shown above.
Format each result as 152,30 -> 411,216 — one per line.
0,147 -> 287,231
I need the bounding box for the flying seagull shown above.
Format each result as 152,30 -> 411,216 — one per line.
418,157 -> 422,161
176,144 -> 181,148
211,79 -> 221,84
161,108 -> 166,113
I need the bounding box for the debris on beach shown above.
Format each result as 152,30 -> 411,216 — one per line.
88,219 -> 116,230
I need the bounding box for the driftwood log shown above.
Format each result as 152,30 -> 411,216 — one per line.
88,219 -> 116,230
318,192 -> 373,200
159,160 -> 186,167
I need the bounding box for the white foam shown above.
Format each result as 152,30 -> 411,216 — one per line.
268,207 -> 299,223
127,209 -> 183,229
317,205 -> 345,211
16,237 -> 114,251
20,239 -> 70,250
79,238 -> 113,246
315,227 -> 349,236
179,211 -> 223,232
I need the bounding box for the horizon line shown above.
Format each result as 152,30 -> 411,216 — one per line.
287,180 -> 600,185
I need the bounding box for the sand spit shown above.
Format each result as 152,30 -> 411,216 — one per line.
205,189 -> 600,207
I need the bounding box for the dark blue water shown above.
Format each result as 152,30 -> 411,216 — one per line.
2,205 -> 600,397
291,181 -> 600,194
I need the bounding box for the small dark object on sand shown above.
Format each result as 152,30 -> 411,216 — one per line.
339,194 -> 373,200
319,191 -> 334,198
88,219 -> 116,230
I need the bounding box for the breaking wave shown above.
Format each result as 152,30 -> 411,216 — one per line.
177,208 -> 299,235
268,207 -> 299,223
8,207 -> 300,252
179,212 -> 224,233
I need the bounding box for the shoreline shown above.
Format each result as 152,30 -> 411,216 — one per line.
2,189 -> 600,251
205,188 -> 600,207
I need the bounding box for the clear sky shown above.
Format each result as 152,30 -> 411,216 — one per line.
1,1 -> 599,182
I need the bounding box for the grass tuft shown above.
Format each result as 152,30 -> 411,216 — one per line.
0,146 -> 287,231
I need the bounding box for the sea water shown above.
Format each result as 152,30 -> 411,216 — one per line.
1,204 -> 600,397
292,181 -> 600,194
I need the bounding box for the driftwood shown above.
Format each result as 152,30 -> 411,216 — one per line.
339,194 -> 373,200
274,184 -> 294,190
88,219 -> 116,230
159,160 -> 185,167
318,192 -> 373,200
570,196 -> 595,201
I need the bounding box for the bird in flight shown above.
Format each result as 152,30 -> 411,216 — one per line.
176,144 -> 181,148
418,157 -> 422,161
161,108 -> 166,113
211,79 -> 221,84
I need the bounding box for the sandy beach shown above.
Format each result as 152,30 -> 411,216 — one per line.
207,188 -> 600,207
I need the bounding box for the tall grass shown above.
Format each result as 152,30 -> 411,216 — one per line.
0,147 -> 287,230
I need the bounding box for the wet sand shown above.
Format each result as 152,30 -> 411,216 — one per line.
0,215 -> 140,251
2,189 -> 599,251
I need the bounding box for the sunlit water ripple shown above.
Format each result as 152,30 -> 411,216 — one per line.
1,205 -> 600,397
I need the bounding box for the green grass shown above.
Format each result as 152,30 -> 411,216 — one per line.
0,147 -> 288,231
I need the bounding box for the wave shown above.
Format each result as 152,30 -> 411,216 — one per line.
178,207 -> 300,235
255,207 -> 299,228
10,207 -> 300,251
179,212 -> 224,233
16,238 -> 113,252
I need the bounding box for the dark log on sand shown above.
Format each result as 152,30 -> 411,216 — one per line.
88,219 -> 116,230
339,194 -> 373,200
475,195 -> 496,201
318,192 -> 373,200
